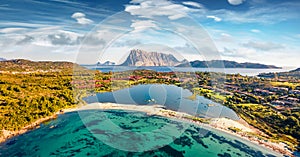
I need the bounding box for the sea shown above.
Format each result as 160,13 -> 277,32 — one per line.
0,85 -> 283,157
82,65 -> 294,76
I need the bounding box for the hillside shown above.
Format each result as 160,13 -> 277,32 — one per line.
177,60 -> 281,69
258,67 -> 300,79
120,49 -> 185,66
0,59 -> 85,72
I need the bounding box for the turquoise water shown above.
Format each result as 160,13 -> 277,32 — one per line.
0,110 -> 280,157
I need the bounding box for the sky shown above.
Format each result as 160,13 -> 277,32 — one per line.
0,0 -> 300,67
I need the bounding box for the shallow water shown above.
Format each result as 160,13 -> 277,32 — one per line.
0,110 -> 280,157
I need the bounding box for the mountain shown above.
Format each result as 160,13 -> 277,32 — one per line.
97,61 -> 115,66
177,60 -> 281,69
0,58 -> 6,61
290,68 -> 300,72
120,49 -> 185,66
0,59 -> 86,72
258,67 -> 300,78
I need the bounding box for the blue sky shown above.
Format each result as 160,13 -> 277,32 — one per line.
0,0 -> 299,67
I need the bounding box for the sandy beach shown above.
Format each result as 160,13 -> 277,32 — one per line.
1,102 -> 293,156
69,103 -> 292,156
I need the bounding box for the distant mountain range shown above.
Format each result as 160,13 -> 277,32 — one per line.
0,59 -> 85,72
118,49 -> 281,69
258,67 -> 300,78
97,61 -> 116,66
290,68 -> 300,72
0,58 -> 6,61
177,60 -> 281,69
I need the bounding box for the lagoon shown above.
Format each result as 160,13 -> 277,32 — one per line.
84,84 -> 239,120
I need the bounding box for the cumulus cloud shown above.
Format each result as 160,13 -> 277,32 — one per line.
16,35 -> 34,45
206,15 -> 222,22
125,0 -> 201,20
182,1 -> 204,8
242,41 -> 285,51
221,47 -> 255,58
228,0 -> 245,5
71,12 -> 93,25
130,20 -> 159,32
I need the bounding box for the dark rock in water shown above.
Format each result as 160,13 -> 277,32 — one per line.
217,152 -> 232,157
159,145 -> 185,157
131,120 -> 139,123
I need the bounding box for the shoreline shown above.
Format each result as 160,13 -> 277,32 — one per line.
0,109 -> 68,144
0,103 -> 293,156
68,103 -> 292,156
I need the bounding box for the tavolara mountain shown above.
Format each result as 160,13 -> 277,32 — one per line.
120,49 -> 187,66
119,49 -> 281,69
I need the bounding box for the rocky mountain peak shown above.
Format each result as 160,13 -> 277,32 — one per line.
120,49 -> 184,66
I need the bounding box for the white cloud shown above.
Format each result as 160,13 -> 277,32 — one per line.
242,41 -> 285,51
221,47 -> 255,58
251,29 -> 261,33
0,27 -> 27,34
125,0 -> 201,21
218,33 -> 233,42
206,15 -> 222,22
130,20 -> 159,32
211,2 -> 300,24
182,1 -> 204,8
228,0 -> 245,5
71,12 -> 93,25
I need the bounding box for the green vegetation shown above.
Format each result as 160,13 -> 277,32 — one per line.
270,81 -> 300,90
183,115 -> 209,124
0,72 -> 77,132
225,103 -> 300,149
0,60 -> 299,151
228,127 -> 242,133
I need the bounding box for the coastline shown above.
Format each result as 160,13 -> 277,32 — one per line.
0,102 -> 293,156
68,103 -> 292,156
0,107 -> 72,144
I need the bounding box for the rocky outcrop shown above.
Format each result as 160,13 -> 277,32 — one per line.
120,49 -> 184,66
97,61 -> 115,66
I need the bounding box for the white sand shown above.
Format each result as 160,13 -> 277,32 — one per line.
64,102 -> 291,156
